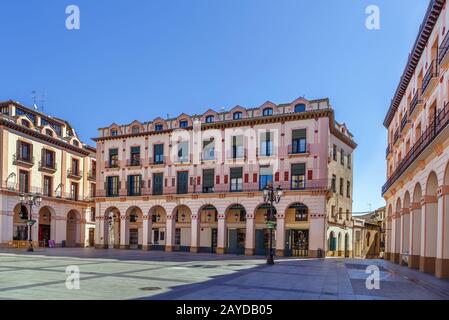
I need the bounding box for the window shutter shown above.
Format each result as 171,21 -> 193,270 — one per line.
148,179 -> 151,189
216,175 -> 220,185
253,173 -> 258,183
244,173 -> 249,183
141,178 -> 145,188
16,140 -> 20,157
284,171 -> 289,181
275,172 -> 280,182
224,175 -> 228,184
172,178 -> 175,187
197,176 -> 201,185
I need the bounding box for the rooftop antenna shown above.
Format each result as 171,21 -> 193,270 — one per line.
39,93 -> 46,113
31,90 -> 38,110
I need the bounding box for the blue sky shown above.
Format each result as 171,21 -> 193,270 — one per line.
0,0 -> 430,213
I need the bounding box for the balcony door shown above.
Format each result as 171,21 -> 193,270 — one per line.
177,171 -> 189,194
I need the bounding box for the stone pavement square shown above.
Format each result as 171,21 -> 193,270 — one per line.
1,248 -> 449,300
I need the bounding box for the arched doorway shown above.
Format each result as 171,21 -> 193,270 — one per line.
66,210 -> 81,247
38,206 -> 53,247
172,205 -> 192,251
254,203 -> 277,256
105,207 -> 120,249
13,204 -> 28,242
149,206 -> 166,250
198,204 -> 218,253
285,203 -> 309,257
225,204 -> 246,254
126,206 -> 143,249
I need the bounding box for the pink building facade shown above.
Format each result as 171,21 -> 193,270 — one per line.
94,97 -> 356,257
383,0 -> 449,278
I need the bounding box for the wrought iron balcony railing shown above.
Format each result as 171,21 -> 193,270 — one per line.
422,59 -> 439,94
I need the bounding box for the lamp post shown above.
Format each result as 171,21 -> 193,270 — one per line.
263,183 -> 283,265
19,192 -> 42,252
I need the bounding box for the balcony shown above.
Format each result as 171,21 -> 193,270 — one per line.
400,114 -> 411,134
126,159 -> 141,167
410,89 -> 423,117
38,161 -> 57,173
288,143 -> 310,156
150,156 -> 166,166
393,129 -> 401,146
422,59 -> 439,98
87,170 -> 96,181
201,150 -> 216,162
386,145 -> 392,159
104,161 -> 120,169
439,31 -> 449,68
67,168 -> 83,180
382,101 -> 449,195
13,154 -> 34,167
227,149 -> 247,161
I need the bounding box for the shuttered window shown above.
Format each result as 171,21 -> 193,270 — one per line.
291,163 -> 306,190
230,167 -> 243,192
203,169 -> 214,193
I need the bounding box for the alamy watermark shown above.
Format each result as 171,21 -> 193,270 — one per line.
365,5 -> 380,30
66,5 -> 80,30
66,265 -> 80,290
365,265 -> 380,290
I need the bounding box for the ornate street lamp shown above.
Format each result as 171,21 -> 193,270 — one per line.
263,183 -> 283,265
19,192 -> 42,252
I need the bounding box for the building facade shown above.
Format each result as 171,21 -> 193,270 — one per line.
383,0 -> 449,278
352,207 -> 385,259
94,97 -> 356,258
0,100 -> 96,248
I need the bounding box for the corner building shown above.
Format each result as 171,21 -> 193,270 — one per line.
0,100 -> 96,248
383,0 -> 449,278
94,97 -> 356,257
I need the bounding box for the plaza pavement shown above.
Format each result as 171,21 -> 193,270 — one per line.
0,248 -> 449,300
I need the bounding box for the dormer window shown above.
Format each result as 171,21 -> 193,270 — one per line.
21,119 -> 30,128
155,124 -> 163,131
205,115 -> 214,123
294,104 -> 306,113
179,120 -> 188,129
233,112 -> 243,120
132,126 -> 140,134
45,129 -> 53,137
111,129 -> 118,137
73,140 -> 79,147
262,108 -> 273,116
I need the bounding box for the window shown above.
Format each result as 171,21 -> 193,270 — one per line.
19,170 -> 29,193
128,175 -> 142,196
132,126 -> 140,134
73,140 -> 79,147
70,182 -> 79,201
339,178 -> 344,196
71,158 -> 79,175
177,171 -> 189,194
338,208 -> 343,220
43,176 -> 52,197
259,165 -> 273,190
202,139 -> 215,160
179,120 -> 188,128
21,119 -> 31,127
153,173 -> 163,195
45,129 -> 53,137
331,205 -> 335,217
175,228 -> 181,245
106,176 -> 119,197
177,141 -> 189,162
109,149 -> 119,167
291,163 -> 306,190
17,141 -> 32,162
205,115 -> 214,123
91,208 -> 96,222
42,149 -> 55,169
340,148 -> 345,165
331,175 -> 337,193
332,144 -> 337,161
262,108 -> 273,116
153,144 -> 164,164
291,129 -> 307,153
347,153 -> 351,169
260,131 -> 273,156
231,136 -> 244,159
294,104 -> 306,113
202,169 -> 215,193
111,129 -> 118,137
230,167 -> 243,192
294,204 -> 308,221
233,112 -> 243,120
346,209 -> 350,221
130,146 -> 140,166
346,181 -> 351,198
155,123 -> 163,131
1,106 -> 8,115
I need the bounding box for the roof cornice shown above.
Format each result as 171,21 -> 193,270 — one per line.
383,0 -> 445,128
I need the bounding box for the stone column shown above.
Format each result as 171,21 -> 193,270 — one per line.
393,212 -> 400,264
31,208 -> 39,249
420,195 -> 438,273
245,212 -> 255,256
384,217 -> 391,261
400,208 -> 410,266
142,214 -> 152,251
119,215 -> 129,249
95,216 -> 106,249
275,213 -> 285,257
190,213 -> 200,253
409,202 -> 421,268
436,186 -> 449,279
165,213 -> 175,252
216,213 -> 226,254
